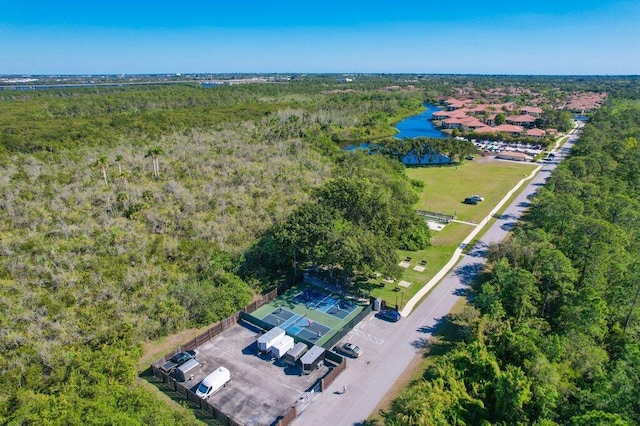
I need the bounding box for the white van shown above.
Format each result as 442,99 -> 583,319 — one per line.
196,367 -> 230,399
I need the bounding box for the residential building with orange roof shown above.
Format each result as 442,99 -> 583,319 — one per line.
493,124 -> 524,136
473,126 -> 496,134
505,114 -> 537,128
444,98 -> 472,110
432,110 -> 453,120
526,128 -> 546,138
442,117 -> 466,129
520,106 -> 544,116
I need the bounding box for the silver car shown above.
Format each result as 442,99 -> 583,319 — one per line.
336,342 -> 363,358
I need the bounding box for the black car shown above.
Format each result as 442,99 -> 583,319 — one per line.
463,197 -> 479,205
377,309 -> 401,322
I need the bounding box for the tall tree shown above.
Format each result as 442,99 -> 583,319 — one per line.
145,146 -> 164,178
115,153 -> 124,175
95,155 -> 109,185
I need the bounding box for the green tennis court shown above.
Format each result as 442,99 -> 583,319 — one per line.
249,283 -> 367,346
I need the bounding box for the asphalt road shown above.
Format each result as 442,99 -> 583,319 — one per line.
294,125 -> 581,426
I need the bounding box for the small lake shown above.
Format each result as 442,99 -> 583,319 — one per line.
393,103 -> 448,139
345,103 -> 452,164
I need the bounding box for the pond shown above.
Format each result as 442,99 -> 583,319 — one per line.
345,103 -> 452,164
394,103 -> 449,139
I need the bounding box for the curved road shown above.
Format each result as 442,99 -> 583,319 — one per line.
294,125 -> 581,426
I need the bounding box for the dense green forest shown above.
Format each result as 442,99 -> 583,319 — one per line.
0,75 -> 634,423
0,78 -> 432,423
384,99 -> 640,424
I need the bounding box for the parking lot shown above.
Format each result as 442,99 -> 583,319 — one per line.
293,310 -> 407,424
473,139 -> 544,157
181,321 -> 328,425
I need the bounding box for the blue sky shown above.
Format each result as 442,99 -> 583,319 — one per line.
1,0 -> 638,75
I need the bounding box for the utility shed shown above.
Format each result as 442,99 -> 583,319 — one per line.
257,327 -> 285,352
282,342 -> 308,366
174,358 -> 201,382
300,345 -> 325,374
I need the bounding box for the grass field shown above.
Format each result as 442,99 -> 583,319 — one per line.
408,158 -> 537,223
367,157 -> 538,307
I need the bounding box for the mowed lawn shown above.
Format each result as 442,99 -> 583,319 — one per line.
408,158 -> 537,223
369,158 -> 537,306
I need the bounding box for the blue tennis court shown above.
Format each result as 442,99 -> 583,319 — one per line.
262,307 -> 331,342
294,289 -> 358,320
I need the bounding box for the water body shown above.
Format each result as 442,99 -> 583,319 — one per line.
345,103 -> 452,164
393,103 -> 448,139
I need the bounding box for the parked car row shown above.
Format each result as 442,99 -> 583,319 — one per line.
473,139 -> 543,156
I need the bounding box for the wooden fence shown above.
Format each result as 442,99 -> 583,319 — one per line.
276,406 -> 298,426
156,285 -> 283,364
150,366 -> 241,426
275,356 -> 346,426
150,275 -> 349,426
320,356 -> 347,391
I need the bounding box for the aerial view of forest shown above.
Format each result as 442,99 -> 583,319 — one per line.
0,74 -> 639,425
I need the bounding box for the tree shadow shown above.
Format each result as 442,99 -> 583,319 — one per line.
500,221 -> 517,231
410,314 -> 466,356
454,262 -> 485,286
494,212 -> 518,221
466,241 -> 490,258
452,287 -> 472,297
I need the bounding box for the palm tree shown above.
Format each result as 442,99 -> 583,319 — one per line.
145,146 -> 164,178
95,155 -> 109,185
115,154 -> 124,175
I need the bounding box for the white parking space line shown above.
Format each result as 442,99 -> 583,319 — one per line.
351,328 -> 384,345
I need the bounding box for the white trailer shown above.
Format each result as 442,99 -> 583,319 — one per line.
257,327 -> 285,352
270,335 -> 295,359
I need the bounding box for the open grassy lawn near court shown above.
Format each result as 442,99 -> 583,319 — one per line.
407,158 -> 537,223
370,222 -> 473,305
367,158 -> 538,308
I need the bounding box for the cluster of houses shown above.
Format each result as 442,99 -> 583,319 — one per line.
431,88 -> 606,138
564,92 -> 607,113
432,100 -> 550,138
